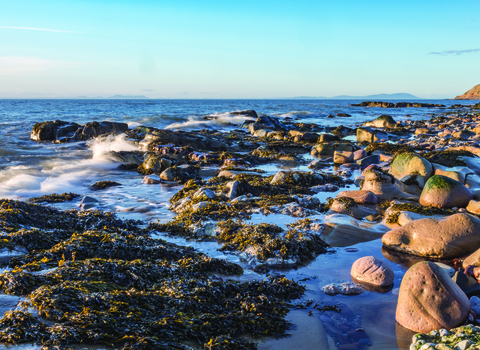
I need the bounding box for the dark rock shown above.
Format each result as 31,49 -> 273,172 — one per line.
31,120 -> 81,141
73,121 -> 129,141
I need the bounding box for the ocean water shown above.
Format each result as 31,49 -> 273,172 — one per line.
0,98 -> 476,349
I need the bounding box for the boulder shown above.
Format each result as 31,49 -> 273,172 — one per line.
141,130 -> 228,151
382,213 -> 480,259
364,115 -> 396,128
333,150 -> 354,164
462,247 -> 480,268
353,149 -> 367,160
31,120 -> 80,141
396,261 -> 470,333
232,110 -> 258,119
389,153 -> 433,187
142,175 -> 161,184
350,256 -> 394,286
318,133 -> 340,142
335,190 -> 378,204
420,175 -> 473,208
270,171 -> 289,185
73,121 -> 128,141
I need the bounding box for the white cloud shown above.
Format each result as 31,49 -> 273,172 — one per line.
0,56 -> 79,75
0,26 -> 82,34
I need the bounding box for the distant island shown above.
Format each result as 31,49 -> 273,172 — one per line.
74,95 -> 150,99
454,84 -> 480,100
291,93 -> 420,100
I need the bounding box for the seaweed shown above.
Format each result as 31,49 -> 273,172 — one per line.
364,142 -> 415,155
91,181 -> 122,190
384,203 -> 455,224
0,200 -> 306,349
424,149 -> 476,167
27,192 -> 80,203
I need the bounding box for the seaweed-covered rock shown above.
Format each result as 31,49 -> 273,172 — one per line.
139,154 -> 173,174
420,175 -> 473,208
27,193 -> 80,203
410,325 -> 480,350
389,153 -> 433,187
382,213 -> 480,259
350,256 -> 394,287
396,261 -> 470,333
73,121 -> 128,140
364,115 -> 396,128
31,120 -> 80,141
335,190 -> 378,204
91,181 -> 122,191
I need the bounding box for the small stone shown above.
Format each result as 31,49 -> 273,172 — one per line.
321,282 -> 363,296
143,175 -> 161,184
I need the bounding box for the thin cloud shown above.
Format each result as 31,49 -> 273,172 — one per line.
429,48 -> 480,55
0,26 -> 82,34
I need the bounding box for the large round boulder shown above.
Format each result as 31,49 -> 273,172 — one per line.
382,213 -> 480,259
419,175 -> 473,208
364,115 -> 396,128
396,261 -> 470,333
389,153 -> 433,187
350,256 -> 394,286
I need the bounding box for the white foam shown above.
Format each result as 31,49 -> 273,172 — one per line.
165,113 -> 254,130
275,111 -> 312,118
127,121 -> 142,128
0,134 -> 139,199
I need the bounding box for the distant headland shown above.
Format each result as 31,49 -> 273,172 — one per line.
454,84 -> 480,100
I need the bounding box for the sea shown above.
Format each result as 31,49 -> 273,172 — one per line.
0,98 -> 476,350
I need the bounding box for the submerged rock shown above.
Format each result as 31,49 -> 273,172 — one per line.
382,213 -> 480,259
396,261 -> 470,333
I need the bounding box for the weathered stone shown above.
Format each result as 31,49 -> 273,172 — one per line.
382,213 -> 480,259
142,175 -> 161,184
364,115 -> 396,128
389,153 -> 433,187
321,282 -> 363,296
271,171 -> 288,185
318,133 -> 340,142
361,168 -> 402,200
142,154 -> 172,173
396,261 -> 470,333
350,256 -> 394,286
353,149 -> 367,160
467,200 -> 480,215
356,127 -> 388,143
333,150 -> 354,164
420,175 -> 473,208
328,200 -> 376,219
335,190 -> 378,204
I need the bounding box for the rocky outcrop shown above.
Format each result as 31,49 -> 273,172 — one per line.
396,261 -> 470,333
73,121 -> 129,141
419,175 -> 473,208
140,129 -> 228,151
31,120 -> 129,141
31,120 -> 81,141
382,213 -> 480,259
454,84 -> 480,100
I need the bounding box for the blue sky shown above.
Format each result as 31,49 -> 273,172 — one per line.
0,0 -> 479,98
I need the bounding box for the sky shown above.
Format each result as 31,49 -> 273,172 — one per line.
0,0 -> 479,99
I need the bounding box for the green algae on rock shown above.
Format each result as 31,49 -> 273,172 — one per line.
410,324 -> 480,350
384,203 -> 455,225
